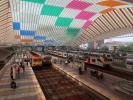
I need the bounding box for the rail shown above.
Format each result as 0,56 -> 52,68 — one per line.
54,65 -> 109,100
0,53 -> 15,79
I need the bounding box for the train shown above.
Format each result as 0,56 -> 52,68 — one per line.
47,50 -> 112,68
31,56 -> 42,67
126,54 -> 133,70
85,52 -> 112,68
30,51 -> 52,70
47,50 -> 84,61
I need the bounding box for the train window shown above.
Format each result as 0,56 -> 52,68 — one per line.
126,61 -> 133,65
108,59 -> 112,61
92,59 -> 96,62
107,55 -> 110,57
33,59 -> 41,62
97,59 -> 100,61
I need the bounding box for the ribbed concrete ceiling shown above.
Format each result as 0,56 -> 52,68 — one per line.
122,0 -> 133,3
0,0 -> 133,46
0,0 -> 15,44
71,7 -> 133,46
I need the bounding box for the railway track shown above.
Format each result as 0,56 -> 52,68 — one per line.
85,62 -> 133,81
50,54 -> 66,59
30,51 -> 39,56
34,68 -> 109,100
0,52 -> 14,70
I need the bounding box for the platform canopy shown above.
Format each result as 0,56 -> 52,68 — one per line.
0,0 -> 133,46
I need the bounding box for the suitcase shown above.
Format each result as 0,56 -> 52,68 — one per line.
11,81 -> 16,89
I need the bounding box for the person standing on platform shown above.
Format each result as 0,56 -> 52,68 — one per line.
65,59 -> 68,66
10,64 -> 17,89
16,63 -> 20,79
79,66 -> 82,75
24,60 -> 27,68
13,64 -> 16,80
81,62 -> 85,72
10,64 -> 16,80
24,55 -> 28,66
20,61 -> 25,73
10,66 -> 13,80
22,62 -> 25,72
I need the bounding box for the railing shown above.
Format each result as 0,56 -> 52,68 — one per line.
112,57 -> 126,68
0,54 -> 15,79
112,57 -> 125,63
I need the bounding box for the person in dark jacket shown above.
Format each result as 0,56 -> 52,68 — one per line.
10,67 -> 13,80
20,62 -> 25,72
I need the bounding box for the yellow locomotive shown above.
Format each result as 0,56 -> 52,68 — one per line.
30,51 -> 52,70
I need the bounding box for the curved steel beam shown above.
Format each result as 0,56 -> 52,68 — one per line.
122,0 -> 133,3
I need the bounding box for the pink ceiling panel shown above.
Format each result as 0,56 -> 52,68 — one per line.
83,20 -> 92,28
66,1 -> 92,10
76,11 -> 96,20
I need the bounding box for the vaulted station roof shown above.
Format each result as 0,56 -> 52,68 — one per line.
0,0 -> 133,46
0,0 -> 14,44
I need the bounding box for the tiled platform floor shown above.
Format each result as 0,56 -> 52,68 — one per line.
53,62 -> 133,100
0,62 -> 46,100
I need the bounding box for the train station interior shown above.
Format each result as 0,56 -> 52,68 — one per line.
0,0 -> 133,100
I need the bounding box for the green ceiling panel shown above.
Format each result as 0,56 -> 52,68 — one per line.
41,5 -> 64,16
21,0 -> 45,4
66,28 -> 80,38
55,17 -> 73,27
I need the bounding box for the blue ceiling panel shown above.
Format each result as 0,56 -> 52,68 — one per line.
34,36 -> 46,40
20,30 -> 35,36
13,22 -> 20,30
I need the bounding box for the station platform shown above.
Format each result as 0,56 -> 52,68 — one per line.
0,56 -> 46,100
53,59 -> 133,100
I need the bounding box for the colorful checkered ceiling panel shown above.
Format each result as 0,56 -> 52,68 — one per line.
1,0 -> 132,46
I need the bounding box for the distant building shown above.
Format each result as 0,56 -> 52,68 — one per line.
87,40 -> 104,49
101,41 -> 131,51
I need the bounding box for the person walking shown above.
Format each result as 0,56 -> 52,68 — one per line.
20,62 -> 25,73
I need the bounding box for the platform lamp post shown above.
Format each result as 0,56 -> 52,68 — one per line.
66,46 -> 69,60
18,43 -> 22,62
32,39 -> 36,51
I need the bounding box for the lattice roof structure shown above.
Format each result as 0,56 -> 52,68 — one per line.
0,0 -> 133,46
